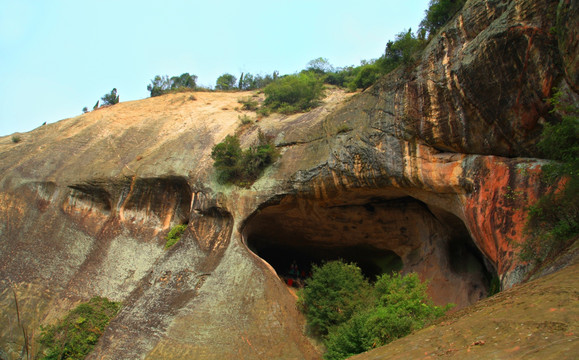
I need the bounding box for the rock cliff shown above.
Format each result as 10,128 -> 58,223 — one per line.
0,0 -> 577,358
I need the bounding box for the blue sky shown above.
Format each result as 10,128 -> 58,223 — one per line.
0,0 -> 429,136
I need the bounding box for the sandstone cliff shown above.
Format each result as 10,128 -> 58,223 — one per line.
0,0 -> 577,358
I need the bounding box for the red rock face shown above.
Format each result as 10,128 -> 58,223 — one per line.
464,157 -> 546,283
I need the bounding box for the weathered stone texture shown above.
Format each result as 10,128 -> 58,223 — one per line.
0,0 -> 576,359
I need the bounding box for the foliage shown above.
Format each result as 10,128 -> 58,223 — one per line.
11,135 -> 21,143
521,90 -> 579,264
297,261 -> 372,337
238,96 -> 259,111
215,73 -> 237,91
239,114 -> 253,125
306,57 -> 334,75
147,73 -> 197,97
262,73 -> 324,114
38,297 -> 121,360
298,261 -> 452,360
147,75 -> 172,97
239,72 -> 277,90
170,72 -> 197,89
165,224 -> 187,249
211,132 -> 278,186
350,64 -> 380,91
419,0 -> 467,37
101,88 -> 119,106
82,107 -> 88,113
381,29 -> 423,67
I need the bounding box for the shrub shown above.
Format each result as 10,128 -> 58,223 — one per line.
520,91 -> 578,264
11,135 -> 21,143
147,73 -> 197,97
82,107 -> 88,113
38,297 -> 121,360
238,97 -> 259,111
215,73 -> 237,91
262,73 -> 324,114
349,64 -> 380,90
297,261 -> 372,337
298,261 -> 452,360
165,224 -> 187,249
211,132 -> 279,186
239,114 -> 253,125
101,88 -> 119,106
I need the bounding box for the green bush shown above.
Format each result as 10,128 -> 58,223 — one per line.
298,261 -> 452,360
165,224 -> 187,249
262,73 -> 324,114
238,97 -> 259,111
11,135 -> 21,143
521,90 -> 579,264
147,73 -> 197,97
101,88 -> 119,106
211,132 -> 278,186
298,261 -> 372,337
38,297 -> 121,360
238,114 -> 253,125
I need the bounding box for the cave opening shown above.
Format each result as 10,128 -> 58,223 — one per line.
243,192 -> 497,307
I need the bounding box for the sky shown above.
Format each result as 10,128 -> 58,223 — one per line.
0,0 -> 430,136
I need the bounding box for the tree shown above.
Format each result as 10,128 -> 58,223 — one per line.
147,75 -> 172,97
215,73 -> 237,90
419,0 -> 467,37
297,261 -> 372,337
170,73 -> 197,89
101,88 -> 119,106
306,57 -> 334,75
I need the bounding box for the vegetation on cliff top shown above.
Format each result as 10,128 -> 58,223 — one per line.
140,0 -> 466,103
38,297 -> 121,360
298,260 -> 453,360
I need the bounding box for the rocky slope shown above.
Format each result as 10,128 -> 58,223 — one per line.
0,0 -> 577,359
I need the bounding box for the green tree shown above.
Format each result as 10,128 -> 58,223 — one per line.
298,261 -> 372,337
101,88 -> 119,106
419,0 -> 467,37
147,75 -> 172,97
215,73 -> 237,90
306,57 -> 334,75
170,73 -> 197,89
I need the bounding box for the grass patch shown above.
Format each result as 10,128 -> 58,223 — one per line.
38,297 -> 121,360
238,114 -> 253,125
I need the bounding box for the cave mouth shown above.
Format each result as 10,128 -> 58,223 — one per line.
243,192 -> 496,307
248,240 -> 403,281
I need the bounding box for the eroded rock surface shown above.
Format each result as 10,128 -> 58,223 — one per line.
0,0 -> 577,359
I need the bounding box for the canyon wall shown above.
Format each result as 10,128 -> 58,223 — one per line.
0,0 -> 576,358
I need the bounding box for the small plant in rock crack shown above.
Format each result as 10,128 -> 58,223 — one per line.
165,224 -> 187,249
